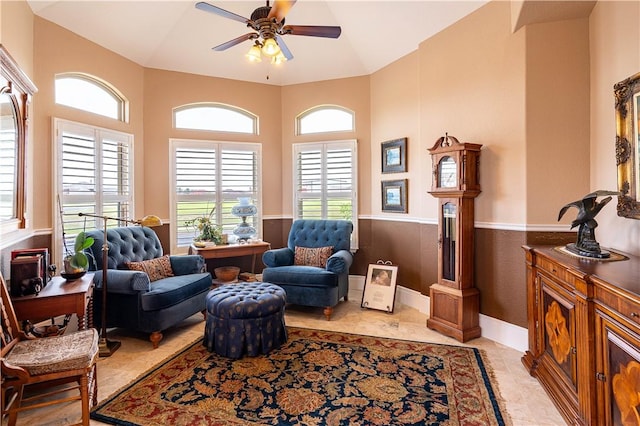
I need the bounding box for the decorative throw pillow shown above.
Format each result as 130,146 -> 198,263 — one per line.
294,246 -> 333,268
126,255 -> 174,282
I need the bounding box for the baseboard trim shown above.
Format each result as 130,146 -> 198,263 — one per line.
348,275 -> 528,352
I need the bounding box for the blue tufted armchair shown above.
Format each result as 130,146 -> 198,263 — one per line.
261,219 -> 353,320
85,226 -> 212,348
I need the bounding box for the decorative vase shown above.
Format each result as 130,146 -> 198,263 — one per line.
232,197 -> 257,241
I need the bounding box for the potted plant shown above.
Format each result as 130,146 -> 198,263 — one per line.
185,206 -> 222,246
63,231 -> 94,275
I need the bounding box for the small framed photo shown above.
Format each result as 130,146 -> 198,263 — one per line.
361,263 -> 399,313
382,179 -> 408,213
381,138 -> 407,173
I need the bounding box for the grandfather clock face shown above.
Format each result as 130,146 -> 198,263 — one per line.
438,156 -> 457,188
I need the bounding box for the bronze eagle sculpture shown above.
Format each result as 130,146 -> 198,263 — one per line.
558,190 -> 620,258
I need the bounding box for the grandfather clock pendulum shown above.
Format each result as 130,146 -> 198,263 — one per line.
427,134 -> 482,342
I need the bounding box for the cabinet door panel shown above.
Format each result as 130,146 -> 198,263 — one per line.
596,313 -> 640,426
540,275 -> 577,390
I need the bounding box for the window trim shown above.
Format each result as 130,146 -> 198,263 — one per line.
173,103 -> 259,135
296,104 -> 355,136
55,72 -> 129,122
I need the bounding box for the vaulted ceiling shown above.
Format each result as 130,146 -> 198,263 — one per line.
27,1 -> 489,86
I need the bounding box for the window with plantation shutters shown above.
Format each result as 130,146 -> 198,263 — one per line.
293,140 -> 358,249
171,139 -> 261,253
54,119 -> 133,265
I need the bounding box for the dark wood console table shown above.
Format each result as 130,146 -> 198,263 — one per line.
188,241 -> 271,273
522,245 -> 640,426
11,273 -> 94,333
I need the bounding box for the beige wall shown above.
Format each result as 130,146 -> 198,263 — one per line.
370,52 -> 421,218
590,0 -> 640,256
1,0 -> 33,76
525,17 -> 591,226
419,1 -> 528,226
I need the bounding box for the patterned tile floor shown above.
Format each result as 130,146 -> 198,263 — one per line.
5,289 -> 566,425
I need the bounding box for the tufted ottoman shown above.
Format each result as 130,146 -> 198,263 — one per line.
203,282 -> 287,359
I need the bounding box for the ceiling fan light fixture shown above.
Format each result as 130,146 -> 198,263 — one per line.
246,43 -> 262,62
261,37 -> 281,56
271,51 -> 287,65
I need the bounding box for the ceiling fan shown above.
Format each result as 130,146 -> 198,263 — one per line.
195,0 -> 341,63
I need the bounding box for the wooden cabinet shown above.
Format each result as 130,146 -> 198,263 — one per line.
593,276 -> 640,426
523,246 -> 640,426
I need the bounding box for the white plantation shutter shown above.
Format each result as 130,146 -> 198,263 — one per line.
0,113 -> 17,220
293,140 -> 358,249
55,119 -> 133,264
171,140 -> 261,252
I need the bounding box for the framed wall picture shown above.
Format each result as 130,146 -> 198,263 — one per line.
381,138 -> 407,173
382,179 -> 408,213
361,262 -> 399,313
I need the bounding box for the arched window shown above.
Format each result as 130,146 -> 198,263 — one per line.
55,73 -> 128,121
293,104 -> 358,249
296,105 -> 354,135
174,103 -> 258,134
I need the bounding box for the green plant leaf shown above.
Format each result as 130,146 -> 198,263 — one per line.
74,231 -> 94,252
70,252 -> 89,270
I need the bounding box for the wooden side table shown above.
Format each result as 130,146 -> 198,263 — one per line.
11,273 -> 94,334
188,241 -> 271,273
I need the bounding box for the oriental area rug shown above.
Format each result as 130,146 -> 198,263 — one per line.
91,327 -> 512,425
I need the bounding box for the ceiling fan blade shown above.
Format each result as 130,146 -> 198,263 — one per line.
212,33 -> 256,51
268,0 -> 297,22
276,35 -> 294,60
196,1 -> 249,24
282,25 -> 341,38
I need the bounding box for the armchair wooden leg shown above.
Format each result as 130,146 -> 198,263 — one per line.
323,307 -> 333,321
80,374 -> 90,426
6,384 -> 23,426
150,331 -> 163,349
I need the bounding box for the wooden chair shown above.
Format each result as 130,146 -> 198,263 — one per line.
1,272 -> 99,425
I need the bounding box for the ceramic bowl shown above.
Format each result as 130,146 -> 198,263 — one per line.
214,266 -> 240,282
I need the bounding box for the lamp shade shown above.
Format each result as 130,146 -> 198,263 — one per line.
261,38 -> 280,57
246,44 -> 262,62
271,51 -> 287,65
139,215 -> 162,227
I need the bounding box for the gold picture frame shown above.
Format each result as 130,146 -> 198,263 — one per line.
615,71 -> 640,219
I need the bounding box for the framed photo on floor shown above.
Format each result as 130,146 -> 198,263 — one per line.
361,262 -> 398,313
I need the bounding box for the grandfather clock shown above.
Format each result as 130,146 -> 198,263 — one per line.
427,134 -> 482,342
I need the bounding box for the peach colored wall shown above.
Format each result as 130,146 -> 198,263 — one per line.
370,52 -> 423,218
590,0 -> 640,256
32,17 -> 145,240
1,0 -> 33,77
418,1 -> 527,226
525,18 -> 591,226
280,77 -> 371,216
142,68 -> 282,219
